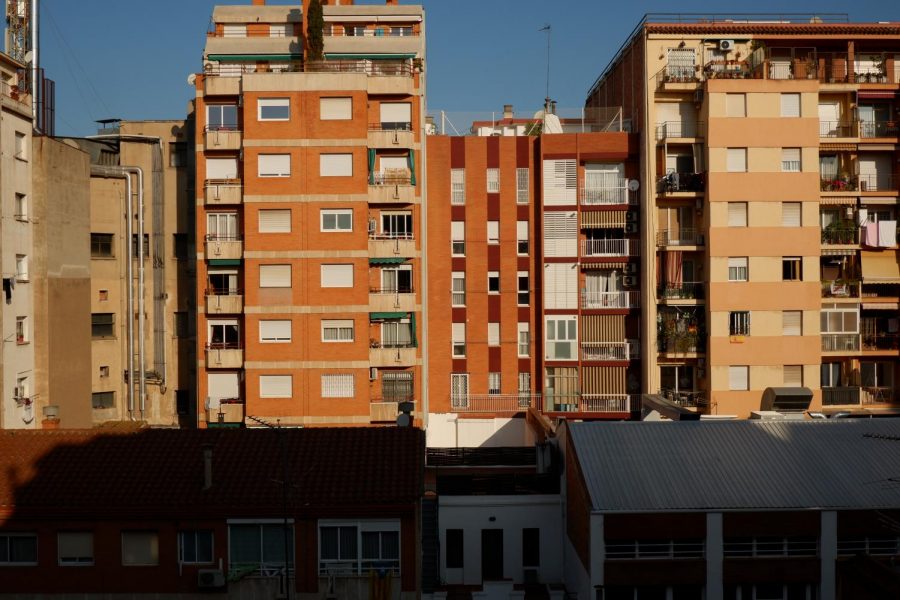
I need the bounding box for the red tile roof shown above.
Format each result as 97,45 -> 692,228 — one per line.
644,22 -> 900,35
0,427 -> 424,521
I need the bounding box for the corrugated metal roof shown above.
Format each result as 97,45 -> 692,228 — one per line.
568,420 -> 900,513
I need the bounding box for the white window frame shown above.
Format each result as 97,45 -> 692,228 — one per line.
451,272 -> 465,307
317,519 -> 401,576
257,98 -> 290,121
259,320 -> 292,343
729,311 -> 750,336
518,322 -> 530,357
517,272 -> 529,306
486,168 -> 500,193
321,374 -> 355,398
545,316 -> 577,361
516,168 -> 529,204
258,153 -> 291,178
452,323 -> 466,357
321,209 -> 353,232
451,221 -> 465,256
782,148 -> 801,172
451,169 -> 466,205
321,319 -> 354,342
451,373 -> 469,407
488,372 -> 501,395
728,257 -> 748,282
516,221 -> 529,254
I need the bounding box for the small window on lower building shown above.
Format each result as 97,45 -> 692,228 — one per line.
122,531 -> 159,566
488,271 -> 500,294
58,532 -> 93,566
782,257 -> 802,281
729,311 -> 750,336
446,529 -> 463,569
91,313 -> 115,338
92,391 -> 115,409
178,530 -> 214,564
99,366 -> 110,378
91,233 -> 114,258
0,533 -> 38,565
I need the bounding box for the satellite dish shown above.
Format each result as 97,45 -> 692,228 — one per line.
187,73 -> 197,86
627,179 -> 640,191
23,51 -> 33,64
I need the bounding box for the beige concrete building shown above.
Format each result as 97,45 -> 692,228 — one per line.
586,16 -> 900,417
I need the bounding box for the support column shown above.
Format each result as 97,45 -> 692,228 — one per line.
706,512 -> 723,600
821,511 -> 837,600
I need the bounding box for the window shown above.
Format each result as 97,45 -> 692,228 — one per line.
16,316 -> 27,344
516,168 -> 530,204
487,221 -> 499,244
729,311 -> 750,336
486,168 -> 500,192
545,316 -> 577,360
259,264 -> 291,288
175,390 -> 190,416
169,142 -> 187,167
725,93 -> 746,117
321,209 -> 353,232
0,533 -> 37,565
488,271 -> 500,294
782,148 -> 801,172
783,311 -> 802,336
488,372 -> 501,395
15,376 -> 28,403
451,272 -> 465,306
173,233 -> 189,259
174,312 -> 190,338
451,221 -> 465,255
727,202 -> 747,227
260,374 -> 293,398
382,371 -> 413,402
258,209 -> 291,233
259,320 -> 292,343
320,153 -> 353,177
92,391 -> 115,409
518,373 -> 532,397
381,317 -> 413,347
446,529 -> 463,569
321,373 -> 355,397
320,97 -> 352,120
322,319 -> 354,342
781,93 -> 801,117
517,221 -> 529,254
14,193 -> 27,220
517,272 -> 529,305
58,532 -> 93,566
258,98 -> 290,121
450,373 -> 469,407
726,148 -> 747,172
782,202 -> 801,227
380,211 -> 413,239
451,169 -> 466,204
258,153 -> 291,177
522,529 -> 540,567
122,531 -> 159,566
222,23 -> 246,37
205,157 -> 238,180
379,102 -> 412,130
518,322 -> 530,357
206,104 -> 238,130
207,320 -> 240,348
131,233 -> 150,259
729,366 -> 749,391
543,212 -> 577,257
321,264 -> 353,288
488,322 -> 500,347
100,366 -> 110,378
782,257 -> 802,281
452,323 -> 466,357
206,213 -> 238,241
784,365 -> 803,387
229,523 -> 294,574
728,257 -> 748,282
269,23 -> 290,37
821,304 -> 859,334
381,266 -> 412,294
542,159 -> 577,205
14,131 -> 26,159
91,313 -> 115,338
178,530 -> 213,565
319,521 -> 400,575
15,254 -> 28,281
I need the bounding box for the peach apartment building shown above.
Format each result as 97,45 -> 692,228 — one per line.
195,0 -> 426,427
586,14 -> 900,417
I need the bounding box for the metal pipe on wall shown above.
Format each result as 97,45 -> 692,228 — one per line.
30,0 -> 38,130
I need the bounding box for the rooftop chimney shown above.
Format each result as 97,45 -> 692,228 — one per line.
203,446 -> 213,490
503,104 -> 514,120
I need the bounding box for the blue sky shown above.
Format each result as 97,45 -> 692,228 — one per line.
32,0 -> 900,136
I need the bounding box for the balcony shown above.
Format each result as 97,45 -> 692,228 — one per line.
860,120 -> 900,139
368,125 -> 415,148
862,333 -> 900,352
545,394 -> 639,413
581,290 -> 640,310
822,387 -> 861,407
369,344 -> 417,367
205,236 -> 243,260
660,388 -> 706,409
821,280 -> 860,299
450,393 -> 539,414
207,399 -> 244,426
0,80 -> 31,113
581,341 -> 637,362
658,282 -> 705,301
369,288 -> 416,312
821,224 -> 859,246
819,121 -> 856,139
205,344 -> 243,369
204,181 -> 243,205
822,333 -> 860,352
204,127 -> 242,151
858,173 -> 896,193
657,228 -> 703,247
369,172 -> 416,204
657,334 -> 704,355
322,31 -> 421,57
203,73 -> 241,96
368,233 -> 416,258
655,121 -> 705,140
654,64 -> 702,89
580,182 -> 629,206
581,238 -> 638,258
205,291 -> 244,315
658,172 -> 705,195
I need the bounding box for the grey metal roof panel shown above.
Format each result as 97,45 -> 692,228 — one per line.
568,420 -> 900,513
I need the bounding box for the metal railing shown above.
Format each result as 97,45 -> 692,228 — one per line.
203,59 -> 414,77
606,540 -> 705,560
658,172 -> 705,194
581,238 -> 637,257
837,537 -> 900,556
660,389 -> 705,408
821,227 -> 858,245
858,173 -> 895,192
863,387 -> 895,404
658,282 -> 704,300
862,334 -> 900,351
656,121 -> 704,140
657,228 -> 701,246
821,280 -> 859,298
580,183 -> 629,205
820,177 -> 857,192
549,394 -> 639,413
822,387 -> 861,406
369,286 -> 415,294
822,333 -> 860,352
371,172 -> 412,186
581,290 -> 640,309
206,341 -> 241,350
581,342 -> 634,362
206,288 -> 242,297
205,234 -> 242,242
450,394 -> 540,412
325,27 -> 418,38
860,120 -> 900,139
819,121 -> 855,138
654,63 -> 702,88
369,231 -> 414,241
368,122 -> 413,132
0,80 -> 29,106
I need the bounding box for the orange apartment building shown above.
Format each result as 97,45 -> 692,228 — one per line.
586,15 -> 900,418
195,0 -> 426,427
425,121 -> 641,447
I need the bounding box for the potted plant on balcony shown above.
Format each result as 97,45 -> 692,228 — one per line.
875,55 -> 888,83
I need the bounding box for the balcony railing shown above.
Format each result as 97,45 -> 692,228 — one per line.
862,334 -> 900,351
820,177 -> 858,193
863,387 -> 896,404
581,341 -> 635,362
0,80 -> 29,107
822,333 -> 860,352
656,121 -> 704,140
823,387 -> 861,406
203,59 -> 414,77
371,171 -> 412,186
821,280 -> 859,299
580,183 -> 628,205
581,290 -> 640,309
547,394 -> 639,413
325,27 -> 419,38
821,226 -> 858,245
858,173 -> 895,193
657,228 -> 702,247
660,388 -> 705,408
581,238 -> 638,258
819,121 -> 856,138
860,120 -> 900,139
369,231 -> 413,241
654,64 -> 702,88
658,335 -> 703,354
658,282 -> 704,300
450,393 -> 539,413
658,172 -> 705,194
369,286 -> 414,295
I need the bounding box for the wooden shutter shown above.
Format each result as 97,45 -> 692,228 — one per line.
258,209 -> 291,233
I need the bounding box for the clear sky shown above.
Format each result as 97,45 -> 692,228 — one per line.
30,0 -> 900,137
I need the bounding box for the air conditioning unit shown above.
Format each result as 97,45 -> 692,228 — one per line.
623,262 -> 639,275
625,211 -> 638,223
624,223 -> 639,234
197,569 -> 226,589
719,39 -> 735,51
622,276 -> 638,288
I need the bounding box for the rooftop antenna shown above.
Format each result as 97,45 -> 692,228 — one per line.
539,24 -> 551,107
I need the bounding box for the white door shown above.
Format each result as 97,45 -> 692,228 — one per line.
818,102 -> 840,137
859,155 -> 892,191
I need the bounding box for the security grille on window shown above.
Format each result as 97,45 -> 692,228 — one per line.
516,221 -> 529,254
450,373 -> 469,407
91,313 -> 115,338
178,531 -> 214,565
782,148 -> 801,172
450,169 -> 465,204
258,209 -> 291,233
58,532 -> 93,566
728,257 -> 748,282
516,168 -> 529,203
518,372 -> 532,396
729,366 -> 749,391
488,372 -> 501,395
727,202 -> 748,227
322,320 -> 354,342
322,374 -> 354,398
318,521 -> 400,575
451,273 -> 465,306
451,323 -> 466,357
382,371 -> 413,402
782,257 -> 802,281
258,154 -> 291,177
451,221 -> 465,255
258,98 -> 290,121
486,168 -> 500,192
729,311 -> 750,336
259,320 -> 292,343
321,209 -> 353,232
518,323 -> 530,357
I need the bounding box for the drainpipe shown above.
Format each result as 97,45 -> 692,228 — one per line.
30,0 -> 39,130
418,21 -> 429,431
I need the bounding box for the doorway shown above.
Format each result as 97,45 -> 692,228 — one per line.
481,529 -> 503,581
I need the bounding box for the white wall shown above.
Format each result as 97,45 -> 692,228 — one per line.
439,495 -> 563,587
426,414 -> 534,448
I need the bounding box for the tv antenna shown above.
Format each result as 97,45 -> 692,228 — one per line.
539,24 -> 551,103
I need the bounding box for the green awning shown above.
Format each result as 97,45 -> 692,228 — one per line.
370,312 -> 407,321
207,422 -> 243,429
325,53 -> 416,60
208,259 -> 242,266
208,54 -> 303,62
369,257 -> 408,265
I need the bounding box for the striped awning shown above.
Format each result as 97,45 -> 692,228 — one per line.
581,210 -> 627,228
822,248 -> 857,256
860,198 -> 899,206
582,366 -> 625,395
582,261 -> 628,270
820,197 -> 857,205
582,314 -> 625,342
820,143 -> 857,152
861,251 -> 900,282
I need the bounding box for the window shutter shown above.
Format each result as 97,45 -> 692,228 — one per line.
543,212 -> 577,257
207,373 -> 239,401
206,158 -> 238,180
725,94 -> 746,117
451,169 -> 466,204
379,102 -> 411,124
321,264 -> 354,288
783,365 -> 803,387
781,93 -> 801,117
542,160 -> 576,205
728,202 -> 747,227
321,374 -> 355,398
544,263 -> 577,309
320,97 -> 352,120
517,220 -> 528,242
488,322 -> 500,346
258,209 -> 291,233
260,375 -> 292,398
726,148 -> 747,172
487,221 -> 499,242
729,366 -> 749,390
259,264 -> 291,288
258,154 -> 291,177
451,221 -> 464,240
782,148 -> 801,171
320,153 -> 353,177
259,320 -> 292,342
783,311 -> 802,336
486,169 -> 500,192
782,202 -> 801,227
451,322 -> 465,343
